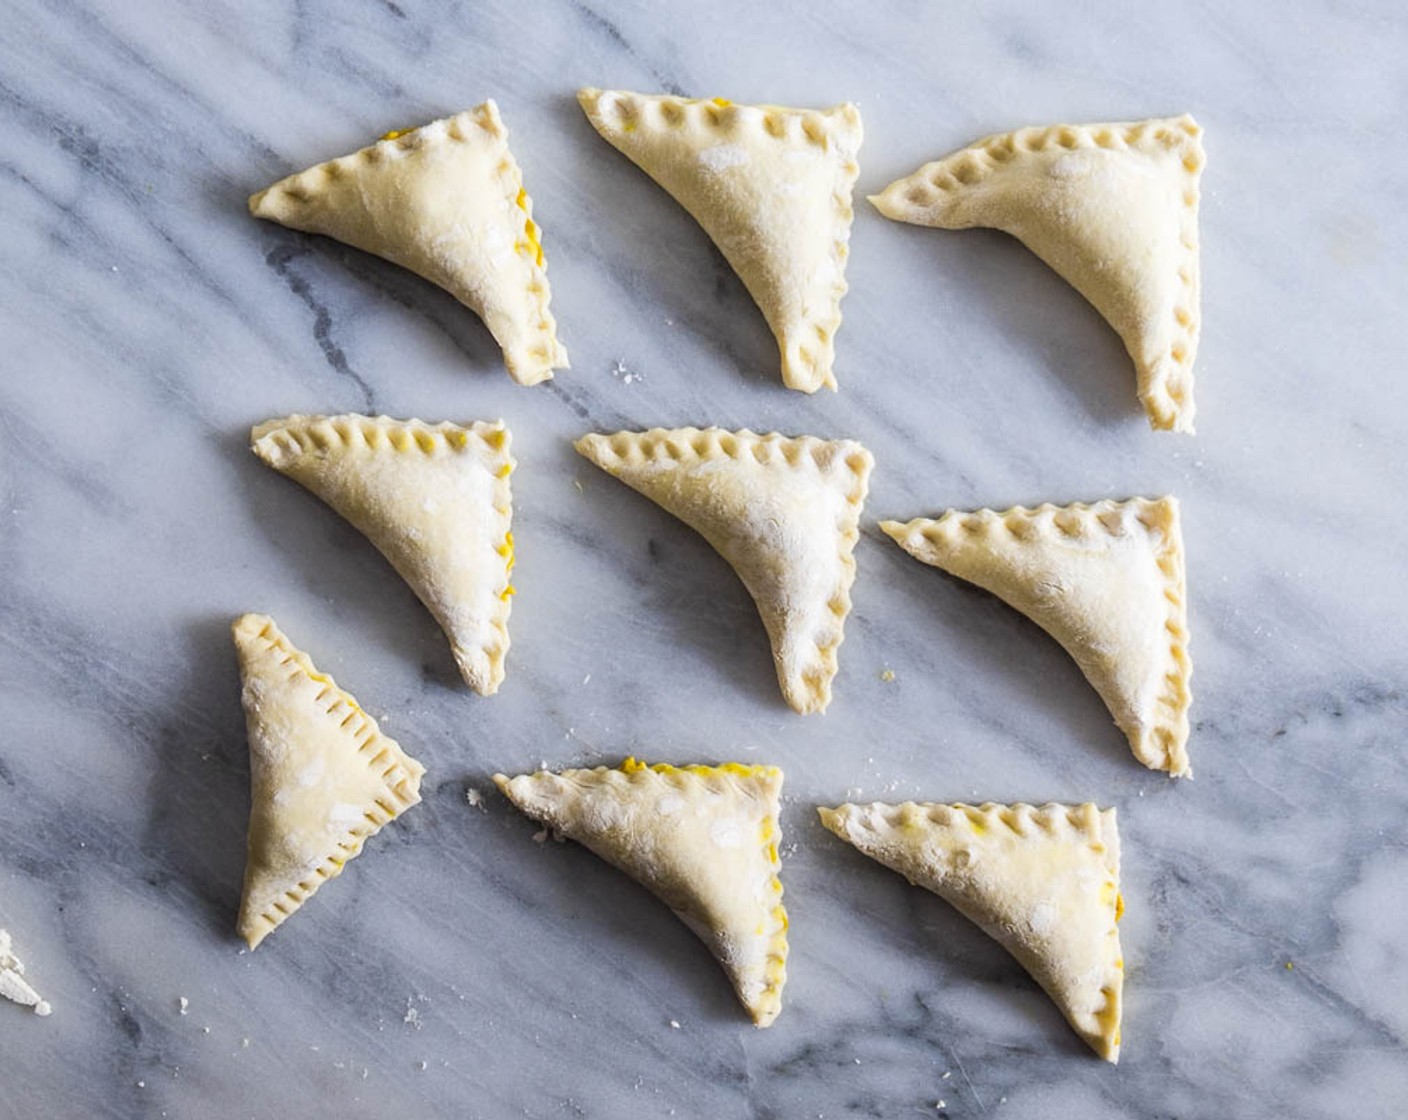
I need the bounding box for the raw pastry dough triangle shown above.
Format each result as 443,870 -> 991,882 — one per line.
233,614 -> 424,950
252,414 -> 516,695
578,89 -> 862,393
575,427 -> 873,714
882,498 -> 1191,776
495,759 -> 788,1026
249,102 -> 569,385
872,116 -> 1203,432
819,801 -> 1123,1062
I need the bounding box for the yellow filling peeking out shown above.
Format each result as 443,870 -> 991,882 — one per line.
1115,892 -> 1125,921
514,187 -> 545,267
495,533 -> 516,601
621,757 -> 778,781
380,128 -> 412,141
711,97 -> 732,107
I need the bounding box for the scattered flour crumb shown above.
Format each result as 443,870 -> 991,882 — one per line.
202,1026 -> 210,1035
137,1081 -> 145,1089
942,1071 -> 951,1079
937,1102 -> 946,1111
241,1038 -> 250,1049
669,1019 -> 680,1029
417,1060 -> 428,1072
531,828 -> 549,845
583,673 -> 591,685
609,359 -> 644,386
572,477 -> 584,493
0,929 -> 52,1016
404,998 -> 424,1029
178,997 -> 189,1015
465,787 -> 485,811
879,669 -> 896,682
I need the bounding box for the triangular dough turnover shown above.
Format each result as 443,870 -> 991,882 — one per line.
494,759 -> 788,1026
871,116 -> 1203,432
819,801 -> 1123,1062
882,498 -> 1190,775
578,89 -> 862,393
252,414 -> 516,695
575,427 -> 873,714
233,614 -> 424,950
249,102 -> 569,385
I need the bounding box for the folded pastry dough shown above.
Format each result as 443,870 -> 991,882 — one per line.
578,89 -> 862,393
233,614 -> 424,950
819,801 -> 1123,1062
882,498 -> 1190,776
494,759 -> 788,1027
251,414 -> 516,695
872,116 -> 1203,432
575,427 -> 873,714
249,102 -> 568,385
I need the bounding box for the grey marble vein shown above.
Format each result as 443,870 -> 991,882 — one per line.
2,0 -> 1407,1117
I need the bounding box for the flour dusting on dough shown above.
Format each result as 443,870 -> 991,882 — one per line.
699,143 -> 749,173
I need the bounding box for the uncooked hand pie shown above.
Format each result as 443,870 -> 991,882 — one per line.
819,801 -> 1124,1061
495,759 -> 788,1027
575,427 -> 873,714
250,102 -> 568,385
872,116 -> 1203,432
233,613 -> 424,950
578,89 -> 862,393
882,498 -> 1191,776
251,414 -> 516,695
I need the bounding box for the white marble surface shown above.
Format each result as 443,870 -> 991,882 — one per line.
3,1 -> 1407,1116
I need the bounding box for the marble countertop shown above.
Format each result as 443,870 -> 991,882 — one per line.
3,2 -> 1406,1117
